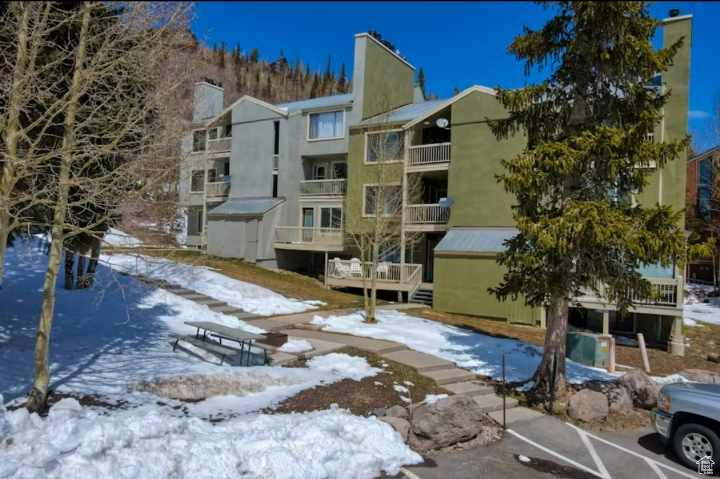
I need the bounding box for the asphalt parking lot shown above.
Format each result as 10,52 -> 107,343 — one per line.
403,412 -> 705,479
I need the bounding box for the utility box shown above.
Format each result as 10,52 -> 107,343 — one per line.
566,332 -> 611,368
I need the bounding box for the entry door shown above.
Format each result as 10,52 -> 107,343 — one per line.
424,235 -> 442,282
302,208 -> 314,242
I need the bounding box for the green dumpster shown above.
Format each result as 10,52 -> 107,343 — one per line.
566,331 -> 610,368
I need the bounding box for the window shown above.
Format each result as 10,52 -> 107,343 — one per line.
698,159 -> 713,219
314,164 -> 327,180
308,111 -> 344,140
273,121 -> 280,154
222,159 -> 230,177
192,130 -> 206,152
190,170 -> 205,192
320,207 -> 342,229
206,168 -> 217,183
332,162 -> 347,179
223,124 -> 232,138
188,206 -> 203,235
208,128 -> 218,140
366,131 -> 403,163
272,174 -> 278,198
363,185 -> 401,216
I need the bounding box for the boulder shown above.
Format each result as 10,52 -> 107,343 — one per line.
409,395 -> 488,451
385,405 -> 409,419
380,417 -> 410,442
680,369 -> 720,384
620,370 -> 660,409
708,354 -> 719,364
568,389 -> 609,422
607,385 -> 634,415
371,407 -> 386,418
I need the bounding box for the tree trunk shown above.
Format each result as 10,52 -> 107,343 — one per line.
64,250 -> 74,290
367,242 -> 379,323
26,3 -> 90,413
75,253 -> 86,289
531,295 -> 569,407
79,238 -> 100,288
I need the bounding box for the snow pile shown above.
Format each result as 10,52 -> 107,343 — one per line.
306,353 -> 381,381
103,253 -> 321,316
279,339 -> 314,354
103,228 -> 143,247
683,282 -> 720,326
0,401 -> 421,479
311,310 -> 618,384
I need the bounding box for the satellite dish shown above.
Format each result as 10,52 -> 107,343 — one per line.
436,118 -> 449,129
438,197 -> 454,208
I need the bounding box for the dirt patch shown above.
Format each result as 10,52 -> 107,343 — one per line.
271,347 -> 447,416
129,249 -> 364,311
8,391 -> 129,416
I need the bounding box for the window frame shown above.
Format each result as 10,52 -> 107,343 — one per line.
192,129 -> 207,152
320,206 -> 343,229
364,129 -> 405,165
190,170 -> 206,193
362,182 -> 402,218
306,109 -> 346,142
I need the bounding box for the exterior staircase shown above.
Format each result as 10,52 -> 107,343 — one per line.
410,287 -> 433,306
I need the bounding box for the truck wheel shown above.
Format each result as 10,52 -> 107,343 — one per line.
673,423 -> 719,473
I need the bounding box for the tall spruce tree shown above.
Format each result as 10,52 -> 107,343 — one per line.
490,2 -> 688,400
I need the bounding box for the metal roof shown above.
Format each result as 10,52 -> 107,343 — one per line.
208,197 -> 284,218
277,93 -> 353,113
435,227 -> 518,254
356,99 -> 448,126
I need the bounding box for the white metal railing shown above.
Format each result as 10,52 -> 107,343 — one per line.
327,259 -> 423,288
300,178 -> 347,195
206,178 -> 231,198
405,204 -> 449,224
208,137 -> 231,153
408,142 -> 451,167
274,227 -> 343,247
575,278 -> 681,308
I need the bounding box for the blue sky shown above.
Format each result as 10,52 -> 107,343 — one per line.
193,1 -> 719,150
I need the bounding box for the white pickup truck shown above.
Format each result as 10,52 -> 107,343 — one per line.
654,382 -> 720,474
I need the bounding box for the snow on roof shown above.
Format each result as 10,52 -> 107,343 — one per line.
435,227 -> 519,254
208,197 -> 284,218
356,99 -> 448,127
277,93 -> 353,113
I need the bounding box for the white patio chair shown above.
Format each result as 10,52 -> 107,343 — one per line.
350,258 -> 363,277
376,262 -> 389,280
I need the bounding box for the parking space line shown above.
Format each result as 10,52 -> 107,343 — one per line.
507,429 -> 608,478
576,427 -> 612,478
647,459 -> 670,479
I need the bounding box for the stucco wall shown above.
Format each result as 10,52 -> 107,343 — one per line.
359,36 -> 414,120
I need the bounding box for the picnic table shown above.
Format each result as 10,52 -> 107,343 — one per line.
176,321 -> 268,365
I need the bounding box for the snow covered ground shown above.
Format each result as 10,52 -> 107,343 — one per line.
0,239 -> 419,477
683,282 -> 720,326
103,253 -> 323,316
311,309 -> 618,384
103,228 -> 143,247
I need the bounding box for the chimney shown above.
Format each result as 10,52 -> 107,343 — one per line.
669,9 -> 680,17
192,79 -> 224,123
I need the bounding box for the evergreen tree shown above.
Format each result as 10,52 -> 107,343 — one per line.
338,62 -> 347,93
217,41 -> 226,68
309,73 -> 320,98
231,45 -> 241,65
249,47 -> 259,63
489,2 -> 688,400
416,67 -> 426,95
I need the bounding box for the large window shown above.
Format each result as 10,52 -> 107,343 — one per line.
366,131 -> 403,163
187,206 -> 203,235
308,111 -> 344,140
320,207 -> 342,229
698,158 -> 713,219
363,184 -> 401,216
190,170 -> 205,192
192,130 -> 206,152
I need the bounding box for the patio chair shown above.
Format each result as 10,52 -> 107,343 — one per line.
331,258 -> 350,278
376,262 -> 389,280
349,258 -> 363,277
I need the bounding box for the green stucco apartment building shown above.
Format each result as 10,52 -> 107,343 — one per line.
180,15 -> 692,355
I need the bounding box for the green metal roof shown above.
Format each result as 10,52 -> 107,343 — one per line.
435,227 -> 518,254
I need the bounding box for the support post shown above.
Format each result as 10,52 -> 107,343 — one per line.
324,250 -> 328,287
669,316 -> 685,357
602,310 -> 610,336
638,333 -> 651,373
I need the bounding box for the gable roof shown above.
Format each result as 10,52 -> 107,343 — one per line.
277,93 -> 353,114
207,95 -> 288,127
402,85 -> 497,130
355,99 -> 447,127
208,197 -> 284,219
435,227 -> 518,255
689,145 -> 720,164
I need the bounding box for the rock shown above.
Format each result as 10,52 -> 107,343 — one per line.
385,405 -> 409,419
607,385 -> 634,415
620,370 -> 660,409
379,417 -> 410,442
680,369 -> 720,384
568,389 -> 609,422
708,354 -> 719,364
409,395 -> 488,451
371,407 -> 386,418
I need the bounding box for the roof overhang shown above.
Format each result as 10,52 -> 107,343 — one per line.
402,85 -> 497,130
207,95 -> 288,128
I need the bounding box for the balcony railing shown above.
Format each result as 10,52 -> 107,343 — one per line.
574,277 -> 682,309
300,178 -> 347,195
208,137 -> 231,153
408,142 -> 451,168
206,178 -> 231,198
405,204 -> 449,225
274,227 -> 344,249
326,259 -> 423,293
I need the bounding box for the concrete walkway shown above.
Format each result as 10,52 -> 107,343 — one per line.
139,275 -> 531,418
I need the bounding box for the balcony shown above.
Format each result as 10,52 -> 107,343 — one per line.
273,226 -> 344,252
300,178 -> 347,196
326,259 -> 423,293
407,142 -> 451,172
206,178 -> 231,199
573,277 -> 683,315
208,137 -> 231,154
404,204 -> 449,231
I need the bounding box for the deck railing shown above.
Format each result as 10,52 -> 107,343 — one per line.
408,142 -> 451,167
207,137 -> 231,153
405,204 -> 449,224
326,259 -> 423,290
274,226 -> 343,247
206,178 -> 231,198
300,178 -> 347,195
575,277 -> 681,308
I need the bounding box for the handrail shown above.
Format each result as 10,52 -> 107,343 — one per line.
327,259 -> 422,285
575,277 -> 681,308
408,142 -> 451,167
300,178 -> 347,195
274,226 -> 343,246
405,204 -> 449,224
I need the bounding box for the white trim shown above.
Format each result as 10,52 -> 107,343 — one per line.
362,182 -> 402,218
194,81 -> 223,92
306,109 -> 346,141
189,169 -> 206,193
319,205 -> 344,229
402,85 -> 497,130
662,14 -> 692,24
207,95 -> 288,128
354,33 -> 415,70
364,128 -> 405,165
191,128 -> 207,153
313,163 -> 328,180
